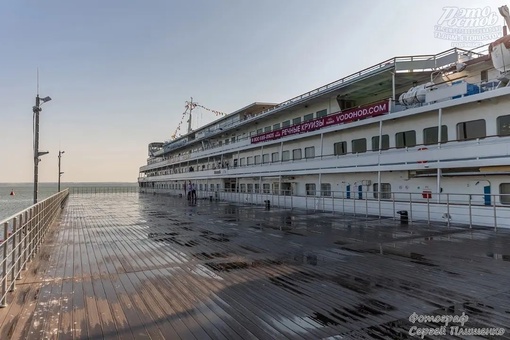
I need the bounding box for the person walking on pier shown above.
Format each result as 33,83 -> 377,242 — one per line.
191,183 -> 197,202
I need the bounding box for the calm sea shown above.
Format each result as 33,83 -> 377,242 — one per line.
0,182 -> 138,222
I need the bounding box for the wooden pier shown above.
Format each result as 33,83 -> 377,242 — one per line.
1,192 -> 509,339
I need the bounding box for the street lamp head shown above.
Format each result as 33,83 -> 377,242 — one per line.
40,96 -> 52,103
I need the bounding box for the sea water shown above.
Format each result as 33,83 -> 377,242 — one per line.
0,182 -> 137,222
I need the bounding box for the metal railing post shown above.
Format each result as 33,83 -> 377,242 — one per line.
409,193 -> 413,224
447,194 -> 450,227
494,196 -> 497,231
427,197 -> 430,225
469,197 -> 472,228
1,222 -> 8,307
23,211 -> 28,270
365,191 -> 368,218
392,193 -> 396,220
10,218 -> 17,291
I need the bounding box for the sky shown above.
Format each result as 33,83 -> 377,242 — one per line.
0,0 -> 505,183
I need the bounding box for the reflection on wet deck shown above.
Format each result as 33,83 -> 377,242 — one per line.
1,193 -> 510,339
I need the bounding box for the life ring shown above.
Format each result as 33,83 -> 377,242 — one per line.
417,147 -> 428,163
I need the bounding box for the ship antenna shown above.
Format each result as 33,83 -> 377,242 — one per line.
187,97 -> 193,133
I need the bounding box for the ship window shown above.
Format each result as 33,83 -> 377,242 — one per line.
225,139 -> 230,145
282,150 -> 290,162
304,113 -> 314,122
423,125 -> 448,145
372,135 -> 389,151
395,130 -> 416,148
210,184 -> 214,191
481,70 -> 488,82
293,117 -> 301,126
199,184 -> 203,191
263,183 -> 270,193
282,120 -> 291,128
254,155 -> 261,164
272,183 -> 279,194
373,183 -> 392,199
305,146 -> 315,159
457,119 -> 486,140
240,158 -> 245,166
273,123 -> 281,130
316,109 -> 327,118
247,183 -> 253,193
334,141 -> 347,155
497,114 -> 510,136
216,184 -> 220,191
256,128 -> 263,135
262,154 -> 270,163
306,183 -> 316,195
292,149 -> 302,160
240,184 -> 246,193
500,183 -> 510,204
352,138 -> 367,153
320,183 -> 331,196
264,126 -> 271,133
254,183 -> 260,193
247,156 -> 254,165
231,137 -> 236,143
272,152 -> 279,162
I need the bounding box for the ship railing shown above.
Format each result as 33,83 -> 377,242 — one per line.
0,189 -> 69,307
144,188 -> 509,230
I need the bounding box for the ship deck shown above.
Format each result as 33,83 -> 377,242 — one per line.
1,192 -> 509,339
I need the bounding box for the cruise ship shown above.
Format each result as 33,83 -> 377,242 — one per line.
138,30 -> 510,229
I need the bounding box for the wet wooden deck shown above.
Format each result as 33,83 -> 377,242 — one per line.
1,193 -> 509,339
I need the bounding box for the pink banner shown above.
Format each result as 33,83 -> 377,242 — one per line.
251,100 -> 389,144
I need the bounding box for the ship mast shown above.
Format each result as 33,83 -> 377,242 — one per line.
187,97 -> 193,133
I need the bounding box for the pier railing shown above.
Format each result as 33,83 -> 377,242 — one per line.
143,187 -> 509,230
69,186 -> 138,195
0,189 -> 69,307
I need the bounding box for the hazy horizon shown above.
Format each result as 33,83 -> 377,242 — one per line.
1,0 -> 504,182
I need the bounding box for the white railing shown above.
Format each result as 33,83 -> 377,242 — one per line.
141,188 -> 509,230
0,189 -> 69,307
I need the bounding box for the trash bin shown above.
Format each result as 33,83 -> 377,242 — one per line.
397,210 -> 408,224
264,200 -> 271,210
209,195 -> 213,201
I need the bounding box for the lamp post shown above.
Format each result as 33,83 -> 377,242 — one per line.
33,94 -> 52,204
58,150 -> 65,192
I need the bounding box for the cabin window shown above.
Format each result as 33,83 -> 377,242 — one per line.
262,154 -> 270,164
457,119 -> 486,140
247,184 -> 253,193
199,184 -> 203,191
231,137 -> 236,143
293,117 -> 301,126
334,141 -> 347,155
272,152 -> 279,162
256,128 -> 263,135
320,183 -> 331,196
254,183 -> 260,193
423,125 -> 448,145
254,155 -> 261,165
352,138 -> 367,153
247,156 -> 254,165
373,183 -> 392,199
500,183 -> 510,204
282,150 -> 290,162
306,183 -> 316,195
263,183 -> 270,193
282,120 -> 291,128
395,130 -> 416,148
304,113 -> 314,122
305,146 -> 315,159
225,139 -> 230,145
371,135 -> 389,151
210,184 -> 214,191
292,149 -> 302,161
273,183 -> 279,195
497,114 -> 510,136
273,123 -> 281,130
240,158 -> 245,166
240,184 -> 246,193
264,126 -> 271,133
316,109 -> 327,118
481,70 -> 488,82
